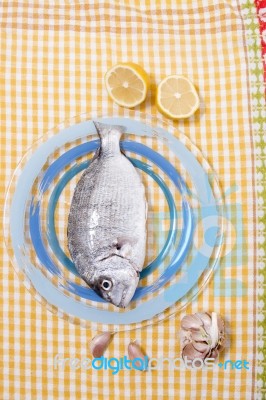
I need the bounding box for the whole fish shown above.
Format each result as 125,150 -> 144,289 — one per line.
67,122 -> 147,308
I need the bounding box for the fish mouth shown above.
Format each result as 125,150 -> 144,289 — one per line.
118,288 -> 129,308
116,278 -> 138,308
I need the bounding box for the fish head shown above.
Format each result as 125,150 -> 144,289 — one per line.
90,256 -> 139,308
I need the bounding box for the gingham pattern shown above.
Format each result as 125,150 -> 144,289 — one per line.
0,0 -> 262,399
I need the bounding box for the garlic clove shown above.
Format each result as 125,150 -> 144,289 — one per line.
90,332 -> 112,358
192,341 -> 209,353
128,341 -> 146,371
182,343 -> 208,361
196,312 -> 212,329
180,328 -> 192,345
191,329 -> 207,342
181,314 -> 203,331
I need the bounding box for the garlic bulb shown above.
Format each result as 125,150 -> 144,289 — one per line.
90,332 -> 113,358
180,312 -> 225,362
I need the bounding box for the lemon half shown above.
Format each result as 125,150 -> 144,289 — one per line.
156,75 -> 199,119
105,62 -> 149,108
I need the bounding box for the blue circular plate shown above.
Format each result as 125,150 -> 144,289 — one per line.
4,113 -> 224,328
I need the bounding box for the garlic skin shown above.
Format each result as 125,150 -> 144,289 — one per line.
180,312 -> 225,363
90,332 -> 112,358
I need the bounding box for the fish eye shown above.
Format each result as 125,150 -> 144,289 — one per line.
100,279 -> 112,291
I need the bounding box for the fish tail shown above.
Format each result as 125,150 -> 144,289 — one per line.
93,122 -> 126,154
93,121 -> 126,140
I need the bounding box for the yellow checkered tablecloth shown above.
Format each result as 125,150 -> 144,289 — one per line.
0,0 -> 265,399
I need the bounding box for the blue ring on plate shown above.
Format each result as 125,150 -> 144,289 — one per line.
46,157 -> 178,279
29,140 -> 194,302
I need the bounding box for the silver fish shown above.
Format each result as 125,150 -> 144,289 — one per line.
67,122 -> 147,308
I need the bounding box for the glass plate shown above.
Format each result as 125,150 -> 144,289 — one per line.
3,110 -> 224,332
